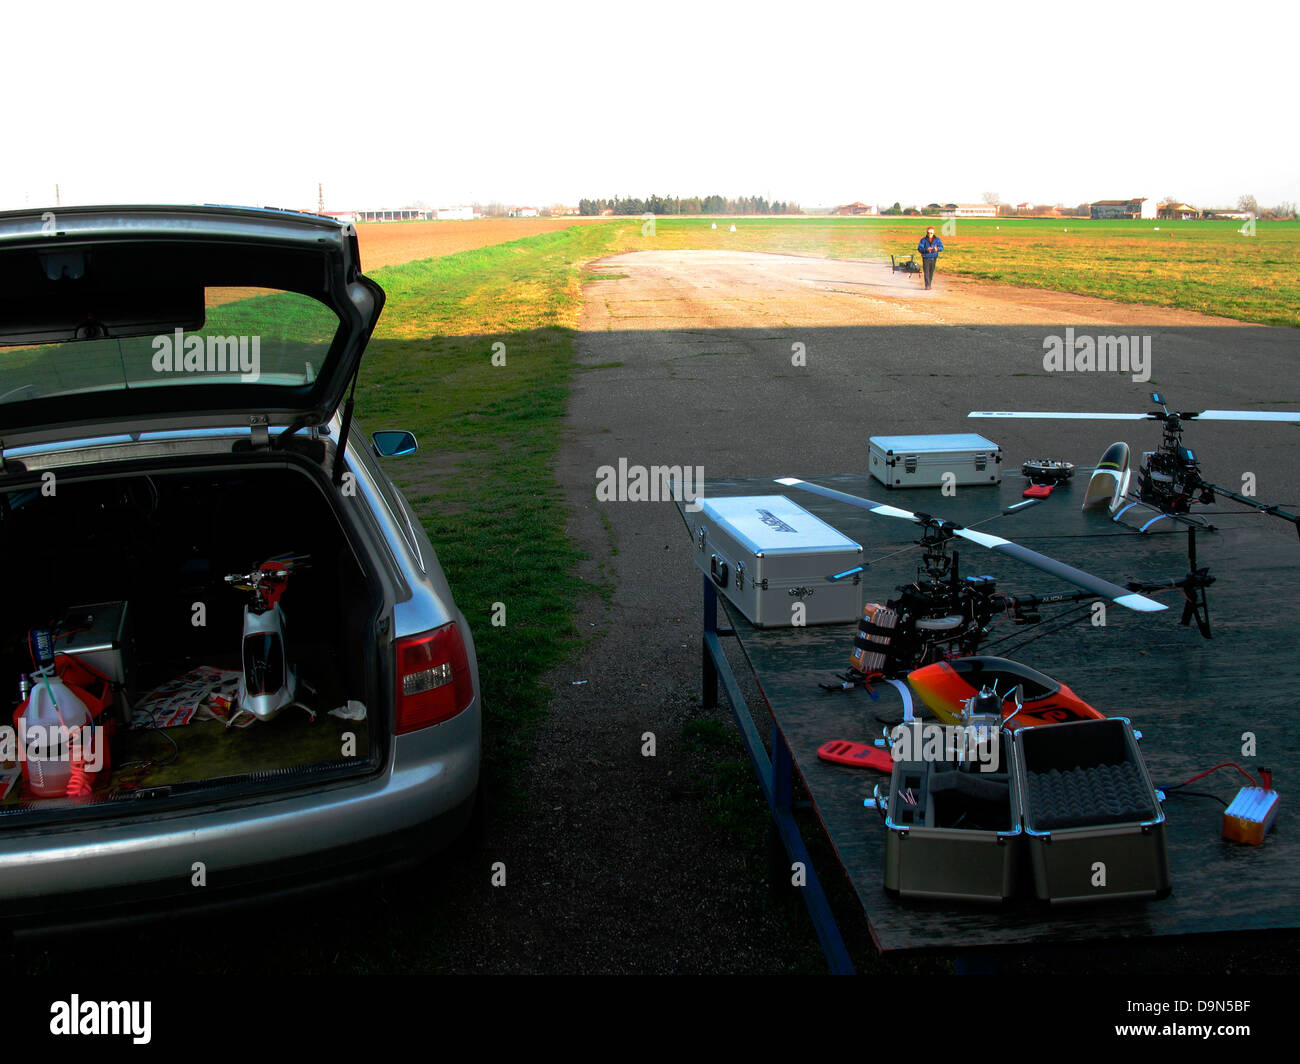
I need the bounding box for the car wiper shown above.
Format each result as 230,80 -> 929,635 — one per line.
0,383 -> 35,404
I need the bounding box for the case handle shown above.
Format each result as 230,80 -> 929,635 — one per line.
709,554 -> 729,589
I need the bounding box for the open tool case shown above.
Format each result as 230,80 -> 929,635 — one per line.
881,731 -> 1021,903
1013,717 -> 1170,903
881,718 -> 1170,904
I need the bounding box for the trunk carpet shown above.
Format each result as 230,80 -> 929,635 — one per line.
113,712 -> 369,789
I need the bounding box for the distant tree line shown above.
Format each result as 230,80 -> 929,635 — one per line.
578,195 -> 801,216
881,202 -> 949,216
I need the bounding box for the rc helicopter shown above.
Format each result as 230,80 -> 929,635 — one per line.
772,478 -> 1210,687
969,393 -> 1300,537
223,553 -> 315,727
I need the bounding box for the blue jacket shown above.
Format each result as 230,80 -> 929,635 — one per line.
918,235 -> 943,259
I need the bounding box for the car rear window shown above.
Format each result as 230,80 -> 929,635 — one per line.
0,287 -> 341,406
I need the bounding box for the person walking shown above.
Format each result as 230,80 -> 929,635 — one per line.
918,225 -> 943,290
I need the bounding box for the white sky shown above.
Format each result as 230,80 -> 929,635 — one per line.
3,0 -> 1296,212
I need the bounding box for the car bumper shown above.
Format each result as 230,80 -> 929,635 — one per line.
0,704 -> 479,932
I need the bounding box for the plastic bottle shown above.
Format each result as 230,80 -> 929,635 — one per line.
16,669 -> 92,798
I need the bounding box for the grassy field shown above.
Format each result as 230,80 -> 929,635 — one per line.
604,216 -> 1300,327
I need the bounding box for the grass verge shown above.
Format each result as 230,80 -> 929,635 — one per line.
354,223 -> 632,807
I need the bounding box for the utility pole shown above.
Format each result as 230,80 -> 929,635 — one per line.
318,182 -> 324,214
55,184 -> 61,207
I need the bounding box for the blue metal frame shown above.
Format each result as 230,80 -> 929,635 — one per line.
700,574 -> 855,974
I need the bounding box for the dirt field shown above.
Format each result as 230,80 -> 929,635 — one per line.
354,217 -> 609,271
583,250 -> 1256,330
206,217 -> 610,307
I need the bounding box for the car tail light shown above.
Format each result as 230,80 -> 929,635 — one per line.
395,623 -> 474,733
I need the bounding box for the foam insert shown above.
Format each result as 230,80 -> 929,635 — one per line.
1026,761 -> 1157,829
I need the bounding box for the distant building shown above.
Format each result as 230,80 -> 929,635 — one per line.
320,210 -> 359,223
1202,207 -> 1253,220
940,203 -> 997,219
547,205 -> 580,216
508,206 -> 539,218
1090,198 -> 1155,220
1157,202 -> 1200,220
354,208 -> 431,222
836,201 -> 878,216
434,206 -> 478,220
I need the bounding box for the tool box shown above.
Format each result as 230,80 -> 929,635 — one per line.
689,495 -> 863,627
881,730 -> 1021,903
52,601 -> 136,724
1012,718 -> 1170,903
869,433 -> 1002,489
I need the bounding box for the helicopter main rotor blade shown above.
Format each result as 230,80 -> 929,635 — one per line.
969,409 -> 1300,423
1190,410 -> 1300,422
968,411 -> 1149,420
775,477 -> 1167,613
774,477 -> 915,519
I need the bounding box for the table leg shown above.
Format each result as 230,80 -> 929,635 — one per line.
699,574 -> 854,973
702,573 -> 718,710
771,724 -> 855,974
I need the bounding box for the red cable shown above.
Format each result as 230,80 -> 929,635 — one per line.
65,756 -> 93,797
1177,762 -> 1257,788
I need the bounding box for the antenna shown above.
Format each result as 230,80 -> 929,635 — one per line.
318,182 -> 324,215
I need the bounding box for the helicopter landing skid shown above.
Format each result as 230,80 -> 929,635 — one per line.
1113,499 -> 1216,535
224,695 -> 318,729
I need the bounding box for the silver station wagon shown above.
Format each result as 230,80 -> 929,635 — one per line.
0,205 -> 481,930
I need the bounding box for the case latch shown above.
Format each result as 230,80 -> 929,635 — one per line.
904,455 -> 918,474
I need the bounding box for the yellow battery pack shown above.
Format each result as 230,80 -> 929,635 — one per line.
1222,787 -> 1279,845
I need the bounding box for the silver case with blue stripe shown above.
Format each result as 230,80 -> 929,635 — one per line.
690,495 -> 863,627
869,433 -> 1002,489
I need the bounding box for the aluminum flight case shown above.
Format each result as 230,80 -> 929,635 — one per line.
880,730 -> 1022,902
689,495 -> 863,627
1012,717 -> 1170,904
869,433 -> 1002,489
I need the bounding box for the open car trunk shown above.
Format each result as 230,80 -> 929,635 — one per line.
0,455 -> 385,824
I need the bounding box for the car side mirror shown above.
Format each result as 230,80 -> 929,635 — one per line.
372,430 -> 417,457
